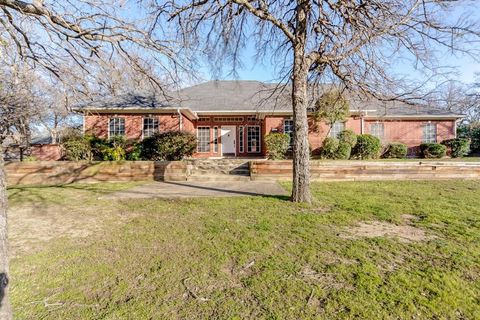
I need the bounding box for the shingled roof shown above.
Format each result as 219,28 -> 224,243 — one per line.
77,80 -> 464,119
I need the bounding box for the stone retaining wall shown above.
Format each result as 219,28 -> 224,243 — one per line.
250,160 -> 480,181
5,160 -> 480,186
5,161 -> 187,186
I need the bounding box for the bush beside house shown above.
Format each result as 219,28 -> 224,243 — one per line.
420,143 -> 447,159
351,134 -> 381,159
442,138 -> 470,158
62,131 -> 196,161
265,133 -> 290,160
458,123 -> 480,154
382,143 -> 408,159
140,131 -> 196,161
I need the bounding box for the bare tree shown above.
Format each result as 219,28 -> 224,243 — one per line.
426,79 -> 480,123
154,0 -> 480,203
0,1 -> 182,318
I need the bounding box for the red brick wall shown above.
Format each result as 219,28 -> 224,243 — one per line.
84,113 -> 181,140
83,112 -> 457,158
364,119 -> 455,147
263,115 -> 362,153
30,144 -> 63,161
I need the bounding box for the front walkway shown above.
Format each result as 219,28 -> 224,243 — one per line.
101,180 -> 289,200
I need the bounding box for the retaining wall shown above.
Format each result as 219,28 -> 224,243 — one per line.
250,160 -> 480,181
5,161 -> 187,186
5,160 -> 480,186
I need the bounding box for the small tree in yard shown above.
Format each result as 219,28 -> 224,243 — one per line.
265,133 -> 290,160
314,91 -> 349,136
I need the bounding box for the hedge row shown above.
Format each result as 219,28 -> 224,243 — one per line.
62,131 -> 197,161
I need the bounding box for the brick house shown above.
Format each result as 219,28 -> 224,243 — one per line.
78,80 -> 463,158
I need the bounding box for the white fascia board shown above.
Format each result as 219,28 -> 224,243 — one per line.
364,114 -> 465,120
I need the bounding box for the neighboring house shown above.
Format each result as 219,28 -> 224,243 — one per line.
30,135 -> 63,161
76,80 -> 463,158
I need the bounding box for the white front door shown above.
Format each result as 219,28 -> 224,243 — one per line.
221,126 -> 236,156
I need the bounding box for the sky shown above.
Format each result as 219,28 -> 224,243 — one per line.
192,2 -> 480,86
201,43 -> 479,85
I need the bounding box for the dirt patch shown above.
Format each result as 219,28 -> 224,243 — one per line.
299,265 -> 353,290
341,219 -> 435,243
8,204 -> 141,258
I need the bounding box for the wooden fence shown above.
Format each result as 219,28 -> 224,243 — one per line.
250,160 -> 480,181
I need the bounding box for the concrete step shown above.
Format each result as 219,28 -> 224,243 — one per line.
191,170 -> 250,176
187,174 -> 251,182
193,165 -> 249,171
190,168 -> 250,174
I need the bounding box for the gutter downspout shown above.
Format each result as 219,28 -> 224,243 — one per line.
360,112 -> 365,134
177,109 -> 183,131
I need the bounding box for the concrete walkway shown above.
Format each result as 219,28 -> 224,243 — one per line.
101,181 -> 289,199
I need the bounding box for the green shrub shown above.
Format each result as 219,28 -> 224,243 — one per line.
442,138 -> 470,158
472,127 -> 480,153
420,143 -> 447,159
62,135 -> 92,160
351,134 -> 381,159
100,136 -> 128,161
335,141 -> 352,160
265,133 -> 290,160
458,123 -> 480,154
320,137 -> 339,159
141,131 -> 197,161
338,129 -> 357,148
82,135 -> 104,160
126,143 -> 143,161
382,143 -> 408,159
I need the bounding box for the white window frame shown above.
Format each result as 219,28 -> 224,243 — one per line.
423,122 -> 437,143
142,117 -> 159,139
108,117 -> 125,138
370,122 -> 385,140
284,119 -> 294,147
247,125 -> 261,153
329,121 -> 346,139
197,126 -> 211,153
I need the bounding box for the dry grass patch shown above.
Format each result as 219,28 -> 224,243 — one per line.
341,220 -> 436,243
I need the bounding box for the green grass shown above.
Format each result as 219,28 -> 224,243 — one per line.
9,180 -> 480,319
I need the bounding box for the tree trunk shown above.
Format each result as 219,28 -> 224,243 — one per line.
291,0 -> 312,203
0,145 -> 11,319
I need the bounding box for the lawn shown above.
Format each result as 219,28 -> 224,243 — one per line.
8,180 -> 480,319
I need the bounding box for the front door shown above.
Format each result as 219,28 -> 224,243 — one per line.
221,126 -> 236,156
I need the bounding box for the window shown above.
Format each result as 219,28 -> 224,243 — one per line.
143,117 -> 158,138
198,117 -> 210,122
370,123 -> 384,140
239,126 -> 244,153
213,117 -> 244,122
423,123 -> 437,143
197,127 -> 211,152
247,126 -> 261,153
329,121 -> 345,138
213,127 -> 218,153
284,119 -> 294,147
109,118 -> 125,137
